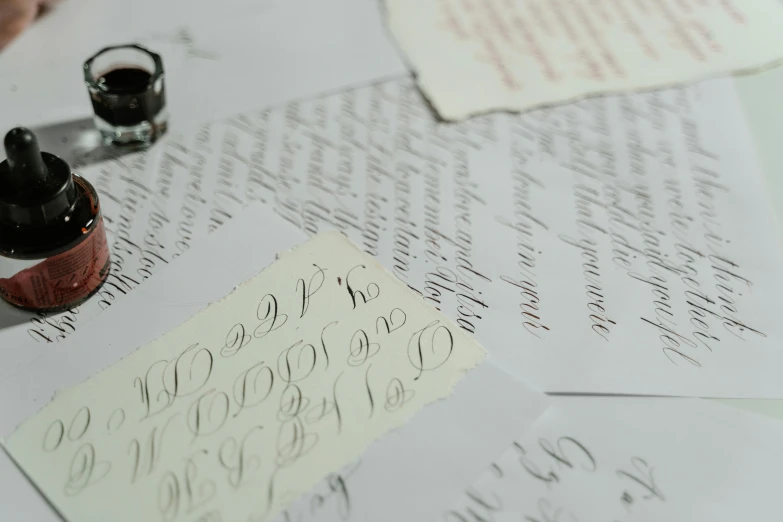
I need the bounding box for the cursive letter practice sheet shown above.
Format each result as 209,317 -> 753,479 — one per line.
385,0 -> 783,120
1,232 -> 486,522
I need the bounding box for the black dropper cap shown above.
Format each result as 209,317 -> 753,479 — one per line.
0,128 -> 76,226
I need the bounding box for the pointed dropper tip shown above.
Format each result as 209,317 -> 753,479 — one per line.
4,127 -> 48,184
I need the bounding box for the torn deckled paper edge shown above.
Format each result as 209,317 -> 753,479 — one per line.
384,0 -> 783,120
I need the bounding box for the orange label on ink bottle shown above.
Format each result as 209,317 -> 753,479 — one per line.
0,218 -> 110,310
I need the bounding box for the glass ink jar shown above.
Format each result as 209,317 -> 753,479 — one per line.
0,128 -> 110,313
84,44 -> 168,145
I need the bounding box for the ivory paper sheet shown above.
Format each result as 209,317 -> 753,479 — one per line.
385,0 -> 783,120
1,232 -> 485,522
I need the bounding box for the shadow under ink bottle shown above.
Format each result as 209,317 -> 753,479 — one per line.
0,128 -> 110,313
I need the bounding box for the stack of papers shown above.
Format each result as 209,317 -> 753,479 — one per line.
3,0 -> 783,521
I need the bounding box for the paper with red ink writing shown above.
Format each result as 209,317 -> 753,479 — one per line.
386,0 -> 783,120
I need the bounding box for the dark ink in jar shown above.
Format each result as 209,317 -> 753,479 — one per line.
0,128 -> 110,313
84,44 -> 168,145
90,67 -> 163,127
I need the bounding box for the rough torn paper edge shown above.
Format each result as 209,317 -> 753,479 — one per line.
428,58 -> 783,121
380,0 -> 783,121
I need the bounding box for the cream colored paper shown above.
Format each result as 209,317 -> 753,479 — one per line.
385,0 -> 783,120
1,232 -> 485,522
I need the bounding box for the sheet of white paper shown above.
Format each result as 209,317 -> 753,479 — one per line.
2,232 -> 486,522
384,0 -> 783,120
6,73 -> 783,398
4,53 -> 782,400
0,0 -> 406,129
18,74 -> 781,398
0,203 -> 308,522
445,397 -> 783,522
271,362 -> 550,522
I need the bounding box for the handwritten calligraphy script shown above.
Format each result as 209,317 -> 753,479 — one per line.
1,231 -> 485,522
447,437 -> 664,522
443,397 -> 783,522
452,429 -> 667,522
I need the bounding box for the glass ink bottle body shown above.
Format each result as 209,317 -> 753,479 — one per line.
0,128 -> 110,313
84,44 -> 168,145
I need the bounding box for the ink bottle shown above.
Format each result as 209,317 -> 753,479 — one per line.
0,128 -> 110,312
84,44 -> 168,145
